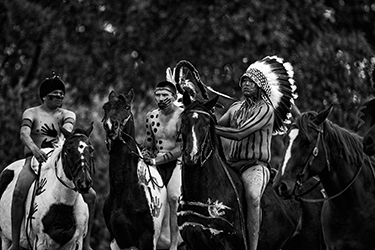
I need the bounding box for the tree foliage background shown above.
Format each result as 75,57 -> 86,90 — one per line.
1,0 -> 374,248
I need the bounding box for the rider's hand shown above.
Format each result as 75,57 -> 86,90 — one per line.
32,148 -> 48,163
143,156 -> 156,166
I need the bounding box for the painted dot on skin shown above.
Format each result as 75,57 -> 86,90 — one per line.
156,122 -> 160,127
156,114 -> 159,118
147,131 -> 151,135
147,138 -> 152,142
146,119 -> 149,123
36,129 -> 40,132
154,128 -> 157,133
160,146 -> 163,150
152,121 -> 155,126
150,115 -> 154,118
159,140 -> 163,144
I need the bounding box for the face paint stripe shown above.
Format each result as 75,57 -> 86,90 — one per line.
281,129 -> 299,176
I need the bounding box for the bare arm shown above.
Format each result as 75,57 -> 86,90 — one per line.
216,104 -> 274,141
20,109 -> 48,162
62,110 -> 76,132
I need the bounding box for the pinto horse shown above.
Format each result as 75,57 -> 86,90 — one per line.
102,89 -> 181,250
0,123 -> 95,250
178,92 -> 324,250
273,106 -> 375,250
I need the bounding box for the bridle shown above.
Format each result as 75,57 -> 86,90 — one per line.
103,111 -> 164,189
182,109 -> 215,166
293,124 -> 365,203
180,108 -> 249,250
60,133 -> 95,191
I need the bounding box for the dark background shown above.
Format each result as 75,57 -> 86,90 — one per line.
1,0 -> 374,249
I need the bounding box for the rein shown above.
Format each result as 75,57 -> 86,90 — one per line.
105,115 -> 165,189
294,125 -> 364,203
59,133 -> 94,191
181,108 -> 249,250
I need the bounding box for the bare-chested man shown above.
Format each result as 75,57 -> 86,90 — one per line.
142,81 -> 183,250
9,74 -> 96,250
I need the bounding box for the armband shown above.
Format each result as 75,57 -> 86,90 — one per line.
63,117 -> 75,126
21,118 -> 32,129
151,158 -> 156,165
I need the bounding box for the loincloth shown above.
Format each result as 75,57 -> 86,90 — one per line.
227,159 -> 270,175
157,159 -> 178,186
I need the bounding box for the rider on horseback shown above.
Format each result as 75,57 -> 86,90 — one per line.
215,56 -> 296,250
142,81 -> 183,250
9,73 -> 96,250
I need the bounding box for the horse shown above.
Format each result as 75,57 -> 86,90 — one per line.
0,123 -> 95,250
273,105 -> 375,250
178,92 -> 325,250
357,98 -> 375,156
102,89 -> 180,250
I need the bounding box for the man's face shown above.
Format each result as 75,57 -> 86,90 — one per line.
45,90 -> 64,108
154,88 -> 175,110
240,77 -> 259,98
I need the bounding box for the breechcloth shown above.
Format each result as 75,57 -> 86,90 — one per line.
228,159 -> 270,175
157,159 -> 178,186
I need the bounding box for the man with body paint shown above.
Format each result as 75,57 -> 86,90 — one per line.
215,56 -> 296,250
9,73 -> 96,250
142,81 -> 183,250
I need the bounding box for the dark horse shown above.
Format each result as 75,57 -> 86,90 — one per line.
178,92 -> 324,250
102,89 -> 174,250
273,106 -> 375,250
357,98 -> 375,156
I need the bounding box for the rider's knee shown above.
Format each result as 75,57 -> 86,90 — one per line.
82,188 -> 96,205
168,194 -> 179,205
245,191 -> 261,208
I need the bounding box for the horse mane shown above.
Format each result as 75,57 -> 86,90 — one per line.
297,111 -> 364,166
181,101 -> 227,160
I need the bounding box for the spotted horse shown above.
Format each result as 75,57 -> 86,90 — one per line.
0,123 -> 95,250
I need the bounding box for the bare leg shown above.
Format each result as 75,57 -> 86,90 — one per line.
241,165 -> 269,250
9,157 -> 36,250
82,188 -> 96,250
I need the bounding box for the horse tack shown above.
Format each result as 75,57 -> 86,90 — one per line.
0,126 -> 94,250
102,89 -> 175,250
179,97 -> 325,250
274,108 -> 375,250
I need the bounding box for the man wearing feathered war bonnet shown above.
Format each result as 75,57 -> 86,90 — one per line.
216,56 -> 297,250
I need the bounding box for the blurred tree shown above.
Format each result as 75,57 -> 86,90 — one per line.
1,0 -> 374,248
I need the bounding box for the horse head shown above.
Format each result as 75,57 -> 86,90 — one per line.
273,105 -> 333,199
102,89 -> 135,151
180,92 -> 219,166
60,122 -> 95,194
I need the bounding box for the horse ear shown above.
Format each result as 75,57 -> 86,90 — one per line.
109,90 -> 117,101
315,105 -> 333,125
204,95 -> 219,110
61,126 -> 71,138
85,122 -> 94,137
127,89 -> 135,102
183,91 -> 192,107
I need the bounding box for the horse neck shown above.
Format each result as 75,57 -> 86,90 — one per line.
108,124 -> 139,189
318,125 -> 373,206
41,153 -> 80,205
181,146 -> 229,201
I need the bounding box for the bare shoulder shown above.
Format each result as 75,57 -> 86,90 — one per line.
22,105 -> 40,118
60,108 -> 76,119
145,109 -> 159,119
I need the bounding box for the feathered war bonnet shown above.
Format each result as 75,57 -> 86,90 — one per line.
240,55 -> 297,134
